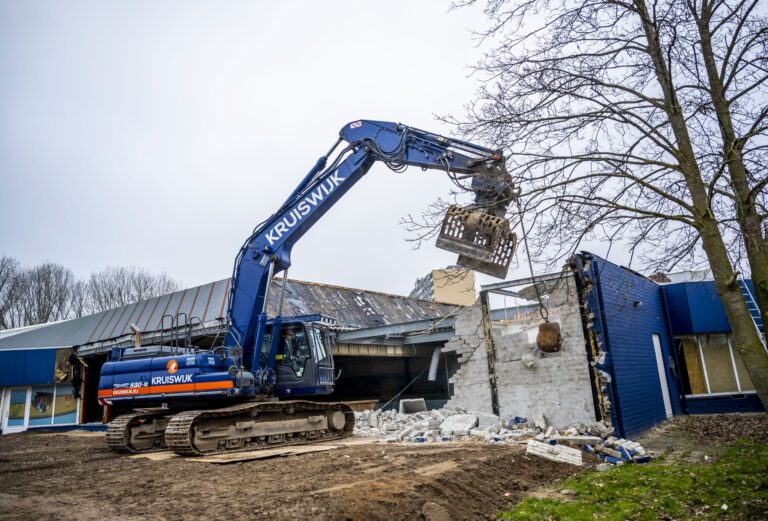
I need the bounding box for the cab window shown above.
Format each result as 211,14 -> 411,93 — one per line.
310,327 -> 332,365
277,325 -> 311,377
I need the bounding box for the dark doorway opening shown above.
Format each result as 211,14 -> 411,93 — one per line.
81,354 -> 107,424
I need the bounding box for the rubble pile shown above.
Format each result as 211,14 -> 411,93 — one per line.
354,407 -> 538,443
353,406 -> 651,468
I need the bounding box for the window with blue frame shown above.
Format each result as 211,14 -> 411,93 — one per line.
676,334 -> 755,396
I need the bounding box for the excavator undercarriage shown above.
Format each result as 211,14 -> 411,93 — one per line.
106,400 -> 354,456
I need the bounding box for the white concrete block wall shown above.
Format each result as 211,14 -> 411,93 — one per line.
443,275 -> 596,428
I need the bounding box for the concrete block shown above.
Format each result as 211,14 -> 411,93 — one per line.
476,413 -> 501,430
526,440 -> 583,466
397,427 -> 413,441
429,410 -> 446,421
439,414 -> 478,435
399,398 -> 428,414
368,411 -> 379,429
469,429 -> 492,441
595,463 -> 612,472
596,446 -> 622,459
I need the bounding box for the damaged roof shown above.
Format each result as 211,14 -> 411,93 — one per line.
0,277 -> 456,350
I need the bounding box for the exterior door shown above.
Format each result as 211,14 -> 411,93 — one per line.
652,334 -> 673,418
2,387 -> 30,433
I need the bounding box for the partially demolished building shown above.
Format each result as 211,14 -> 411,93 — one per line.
0,252 -> 763,439
442,252 -> 763,438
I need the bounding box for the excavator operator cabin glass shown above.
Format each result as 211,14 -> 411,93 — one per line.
280,325 -> 311,377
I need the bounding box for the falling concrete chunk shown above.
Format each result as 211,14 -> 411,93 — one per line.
439,414 -> 478,435
399,398 -> 428,414
526,440 -> 583,466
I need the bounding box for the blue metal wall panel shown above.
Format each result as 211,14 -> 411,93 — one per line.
0,349 -> 58,386
685,394 -> 764,414
584,254 -> 681,438
661,283 -> 693,335
663,280 -> 757,335
684,282 -> 731,333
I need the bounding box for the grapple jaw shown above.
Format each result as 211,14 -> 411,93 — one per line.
436,205 -> 517,279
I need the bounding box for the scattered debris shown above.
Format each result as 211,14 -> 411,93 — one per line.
353,408 -> 651,468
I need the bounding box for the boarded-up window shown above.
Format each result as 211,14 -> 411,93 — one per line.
677,334 -> 755,395
680,337 -> 707,394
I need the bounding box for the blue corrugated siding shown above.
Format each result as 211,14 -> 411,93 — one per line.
663,280 -> 756,335
584,254 -> 681,438
0,348 -> 58,386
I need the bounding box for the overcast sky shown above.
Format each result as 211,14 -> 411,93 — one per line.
0,1 -> 623,296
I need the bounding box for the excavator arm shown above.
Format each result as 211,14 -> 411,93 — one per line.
226,120 -> 517,390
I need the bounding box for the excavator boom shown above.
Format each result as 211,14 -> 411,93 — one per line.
99,119 -> 517,456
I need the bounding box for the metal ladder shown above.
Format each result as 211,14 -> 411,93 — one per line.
737,276 -> 766,347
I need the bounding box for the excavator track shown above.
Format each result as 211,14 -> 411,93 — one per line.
106,409 -> 173,454
165,400 -> 354,456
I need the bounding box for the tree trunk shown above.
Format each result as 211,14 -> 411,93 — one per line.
694,3 -> 768,334
636,0 -> 768,407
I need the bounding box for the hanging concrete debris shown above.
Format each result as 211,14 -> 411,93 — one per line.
536,320 -> 562,353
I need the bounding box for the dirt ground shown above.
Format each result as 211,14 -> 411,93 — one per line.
0,433 -> 582,521
3,414 -> 764,520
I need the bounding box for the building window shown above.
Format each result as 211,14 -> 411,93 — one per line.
7,388 -> 28,428
53,385 -> 78,424
29,386 -> 55,427
676,334 -> 756,396
2,384 -> 79,432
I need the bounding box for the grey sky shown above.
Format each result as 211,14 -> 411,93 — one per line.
0,1 -> 621,296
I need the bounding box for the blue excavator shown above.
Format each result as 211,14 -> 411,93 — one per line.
98,120 -> 517,455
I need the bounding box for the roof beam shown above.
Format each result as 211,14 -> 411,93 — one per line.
481,272 -> 567,293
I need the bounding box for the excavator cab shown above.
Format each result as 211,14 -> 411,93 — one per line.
260,315 -> 336,398
436,205 -> 517,279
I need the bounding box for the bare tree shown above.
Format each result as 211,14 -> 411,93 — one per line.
448,0 -> 768,405
86,266 -> 180,313
0,256 -> 22,330
69,279 -> 89,319
0,257 -> 181,328
19,262 -> 74,325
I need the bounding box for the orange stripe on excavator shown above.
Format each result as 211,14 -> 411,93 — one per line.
98,380 -> 234,398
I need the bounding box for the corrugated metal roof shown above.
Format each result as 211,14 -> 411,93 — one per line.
0,278 -> 456,351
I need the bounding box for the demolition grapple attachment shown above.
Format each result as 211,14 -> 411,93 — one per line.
436,205 -> 517,279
